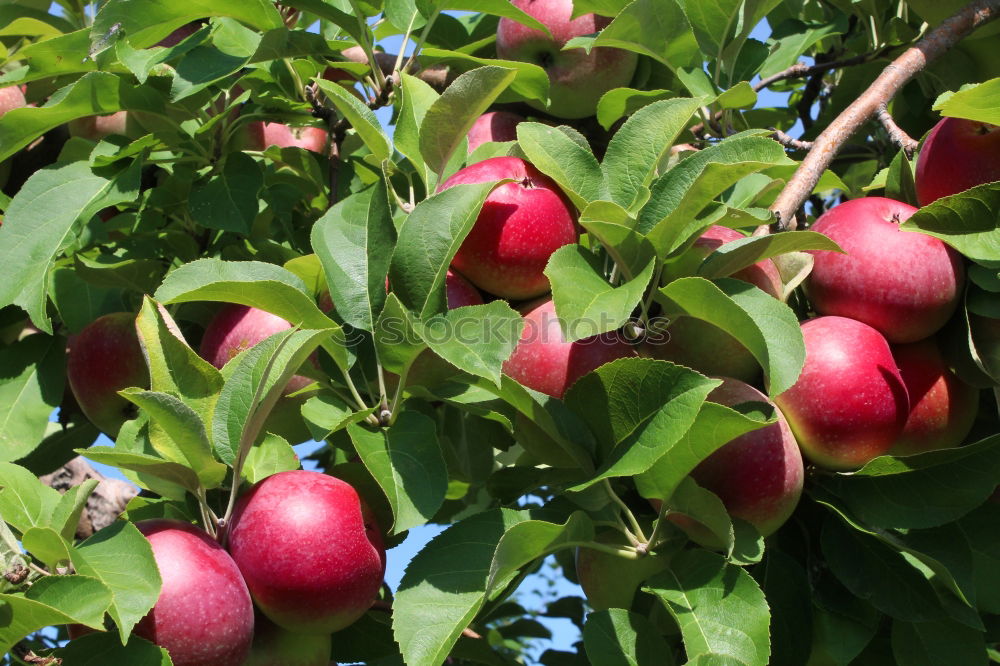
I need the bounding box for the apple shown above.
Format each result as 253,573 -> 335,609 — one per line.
0,85 -> 26,118
806,196 -> 964,343
68,111 -> 132,141
890,337 -> 979,455
575,530 -> 670,611
466,111 -> 525,153
245,612 -> 331,666
134,519 -> 254,666
439,156 -> 577,300
502,298 -> 636,399
226,470 -> 386,633
773,316 -> 910,470
244,121 -> 329,154
915,117 -> 1000,205
66,312 -> 149,437
671,378 -> 803,541
445,268 -> 484,308
496,0 -> 638,119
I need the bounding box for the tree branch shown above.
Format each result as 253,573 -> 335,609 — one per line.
769,0 -> 1000,230
753,47 -> 893,92
771,128 -> 814,151
39,457 -> 137,539
340,45 -> 451,91
876,103 -> 920,156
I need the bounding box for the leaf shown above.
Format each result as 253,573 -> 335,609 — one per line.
883,148 -> 919,207
545,245 -> 655,341
717,81 -> 757,109
0,161 -> 138,333
0,461 -> 62,534
71,521 -> 162,642
374,293 -> 427,375
21,526 -> 72,570
81,446 -> 202,494
418,49 -> 549,106
348,411 -> 447,534
696,231 -> 842,279
752,550 -> 812,666
644,549 -> 771,666
891,617 -> 987,666
486,512 -> 594,596
302,393 -> 374,440
583,609 -> 674,666
578,201 -> 656,281
0,575 -> 112,654
601,97 -> 706,209
51,479 -> 99,542
188,152 -> 264,234
933,78 -> 1000,126
393,509 -> 528,666
957,503 -> 1000,614
395,73 -> 440,184
596,88 -> 676,131
419,66 -> 518,180
91,0 -> 282,48
314,78 -> 391,163
54,632 -> 173,665
664,477 -> 734,554
657,277 -> 805,396
311,181 -> 395,332
515,123 -> 603,210
593,0 -> 701,72
0,334 -> 65,462
900,183 -> 1000,265
441,0 -> 548,32
241,433 -> 301,484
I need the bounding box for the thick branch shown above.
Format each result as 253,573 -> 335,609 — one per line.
769,0 -> 1000,229
340,45 -> 451,90
40,457 -> 137,539
876,103 -> 920,156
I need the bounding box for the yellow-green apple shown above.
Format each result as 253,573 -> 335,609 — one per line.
66,312 -> 149,437
439,156 -> 577,300
134,519 -> 254,666
245,121 -> 330,154
575,530 -> 670,610
890,337 -> 979,455
226,470 -> 386,633
496,0 -> 638,119
915,117 -> 1000,205
773,316 -> 910,470
245,612 -> 331,666
806,196 -> 964,343
466,111 -> 525,153
502,298 -> 636,399
0,85 -> 26,118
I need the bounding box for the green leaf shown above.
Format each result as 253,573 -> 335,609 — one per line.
601,97 -> 706,210
593,0 -> 701,71
242,433 -> 300,484
374,294 -> 427,375
349,411 -> 447,534
578,201 -> 656,281
644,549 -> 771,665
717,81 -> 756,109
957,503 -> 1000,614
664,476 -> 734,554
545,245 -> 654,341
900,183 -> 1000,265
0,160 -> 139,333
389,182 -> 498,318
486,512 -> 594,596
49,267 -> 127,335
696,231 -> 842,280
583,609 -> 674,666
393,509 -> 528,666
188,152 -> 263,234
883,148 -> 919,207
419,49 -> 549,106
302,393 -> 375,440
0,334 -> 65,462
395,73 -> 440,185
314,78 -> 391,163
51,479 -> 99,542
657,277 -> 805,396
758,17 -> 848,78
169,18 -> 263,100
441,0 -> 548,32
21,526 -> 72,570
311,181 -> 395,332
0,462 -> 62,534
596,88 -> 676,131
515,123 -> 603,210
752,550 -> 813,666
0,575 -> 112,654
933,78 -> 1000,125
81,446 -> 201,494
54,632 -> 173,665
419,66 -> 518,180
891,617 -> 987,666
71,521 -> 162,642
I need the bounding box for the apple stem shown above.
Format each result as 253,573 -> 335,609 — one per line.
602,480 -> 648,544
571,540 -> 645,561
593,520 -> 643,547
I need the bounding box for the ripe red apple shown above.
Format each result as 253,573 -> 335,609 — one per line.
226,470 -> 386,633
245,612 -> 331,666
890,337 -> 979,455
496,0 -> 638,119
439,156 -> 577,300
466,111 -> 525,153
806,196 -> 964,343
134,519 -> 254,666
502,298 -> 636,399
575,530 -> 670,611
0,85 -> 26,118
244,121 -> 329,154
915,117 -> 1000,205
671,378 -> 803,541
773,316 -> 910,470
66,312 -> 149,437
445,268 -> 484,308
68,111 -> 131,140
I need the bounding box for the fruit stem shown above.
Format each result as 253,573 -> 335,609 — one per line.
570,540 -> 645,561
401,6 -> 442,77
593,520 -> 643,547
603,480 -> 647,543
196,487 -> 218,539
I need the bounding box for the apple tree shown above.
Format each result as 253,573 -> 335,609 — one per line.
2,0 -> 1000,664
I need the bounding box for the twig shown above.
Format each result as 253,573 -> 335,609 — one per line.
875,103 -> 919,156
39,457 -> 137,539
753,47 -> 893,92
768,0 -> 1000,231
341,45 -> 451,90
771,128 -> 814,151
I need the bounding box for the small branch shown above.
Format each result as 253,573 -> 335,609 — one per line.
40,457 -> 137,539
875,103 -> 919,156
753,47 -> 892,92
771,128 -> 814,151
341,45 -> 451,91
769,0 -> 1000,230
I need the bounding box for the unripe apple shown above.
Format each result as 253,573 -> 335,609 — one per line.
245,612 -> 332,666
226,470 -> 386,633
806,196 -> 964,343
890,337 -> 979,455
439,156 -> 577,300
466,111 -> 525,153
575,530 -> 670,611
66,312 -> 149,437
915,117 -> 1000,205
0,85 -> 26,118
502,298 -> 636,399
134,519 -> 254,666
773,316 -> 910,470
244,121 -> 329,154
496,0 -> 638,119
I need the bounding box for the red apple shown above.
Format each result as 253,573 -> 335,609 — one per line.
245,121 -> 329,154
245,612 -> 331,666
806,196 -> 964,343
66,312 -> 149,437
445,268 -> 484,308
0,85 -> 26,118
226,470 -> 386,633
915,117 -> 1000,206
890,337 -> 979,455
68,111 -> 131,140
502,298 -> 636,399
466,111 -> 525,153
773,316 -> 910,470
496,0 -> 638,119
575,530 -> 670,610
439,156 -> 577,300
134,519 -> 254,666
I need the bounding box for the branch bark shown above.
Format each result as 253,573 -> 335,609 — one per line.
40,457 -> 137,539
769,0 -> 1000,230
876,103 -> 920,156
